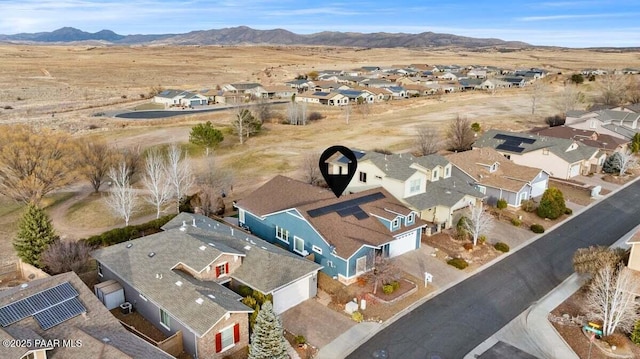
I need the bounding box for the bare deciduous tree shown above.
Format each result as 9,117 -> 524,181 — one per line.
301,152 -> 323,186
363,255 -> 400,295
530,81 -> 547,117
573,246 -> 626,277
104,162 -> 138,226
0,125 -> 77,204
253,96 -> 273,123
414,126 -> 441,156
586,264 -> 640,337
555,84 -> 583,115
626,76 -> 640,104
461,203 -> 494,246
618,151 -> 637,176
287,101 -> 307,125
595,74 -> 627,107
446,115 -> 475,152
194,156 -> 233,216
232,107 -> 261,144
117,145 -> 142,183
167,143 -> 195,212
77,138 -> 114,193
343,103 -> 351,124
41,240 -> 93,274
142,149 -> 173,218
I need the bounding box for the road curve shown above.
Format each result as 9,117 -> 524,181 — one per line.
114,101 -> 288,119
348,179 -> 640,359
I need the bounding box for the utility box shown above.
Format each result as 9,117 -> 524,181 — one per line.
95,280 -> 125,310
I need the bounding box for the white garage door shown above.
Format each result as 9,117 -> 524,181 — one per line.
569,164 -> 580,178
389,230 -> 418,257
530,180 -> 547,197
273,276 -> 311,314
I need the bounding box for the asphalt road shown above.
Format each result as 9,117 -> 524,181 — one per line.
348,179 -> 640,359
114,101 -> 288,119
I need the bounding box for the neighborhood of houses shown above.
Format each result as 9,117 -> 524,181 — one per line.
3,63 -> 640,359
151,64 -> 552,108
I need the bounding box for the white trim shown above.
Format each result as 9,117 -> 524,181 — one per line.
312,245 -> 323,254
97,262 -> 103,277
218,323 -> 237,353
275,226 -> 290,243
139,293 -> 148,301
160,308 -> 171,329
216,262 -> 229,277
238,209 -> 245,223
293,236 -> 305,254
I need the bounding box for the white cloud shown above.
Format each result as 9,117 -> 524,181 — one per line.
519,12 -> 640,21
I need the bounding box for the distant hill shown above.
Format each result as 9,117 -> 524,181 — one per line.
0,26 -> 530,48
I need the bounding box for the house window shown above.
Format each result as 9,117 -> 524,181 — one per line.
275,226 -> 289,243
238,209 -> 245,224
359,171 -> 367,183
542,149 -> 549,155
392,218 -> 400,229
356,256 -> 367,274
294,236 -> 305,255
160,309 -> 170,329
406,213 -> 415,225
312,245 -> 323,255
409,179 -> 420,193
216,263 -> 229,278
97,262 -> 103,277
476,185 -> 486,194
445,166 -> 450,178
215,324 -> 240,353
432,169 -> 439,180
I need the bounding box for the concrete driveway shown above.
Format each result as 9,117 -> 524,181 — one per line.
392,245 -> 465,288
281,299 -> 356,348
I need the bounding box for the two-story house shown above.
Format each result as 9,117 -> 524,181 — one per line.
236,176 -> 426,284
92,213 -> 321,359
331,150 -> 484,230
474,129 -> 606,179
446,147 -> 550,207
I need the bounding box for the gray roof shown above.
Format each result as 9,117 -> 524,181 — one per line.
602,123 -> 637,140
475,129 -> 599,164
566,110 -> 588,118
156,89 -> 192,99
404,169 -> 483,210
358,152 -> 450,181
230,82 -> 263,90
93,213 -> 321,335
0,272 -> 172,359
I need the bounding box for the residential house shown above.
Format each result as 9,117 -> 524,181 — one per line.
565,109 -> 640,140
364,87 -> 392,101
459,79 -> 483,91
295,91 -> 349,106
92,213 -> 321,358
154,89 -> 208,107
220,83 -> 267,99
360,78 -> 395,88
529,126 -> 629,154
386,86 -> 407,99
446,148 -> 549,207
313,81 -> 349,93
479,79 -> 512,90
0,272 -> 173,359
404,84 -> 438,96
285,79 -> 314,92
263,85 -> 296,100
474,129 -> 606,179
500,77 -> 528,87
582,69 -> 608,76
438,72 -> 459,81
236,176 -> 426,284
626,229 -> 640,272
467,69 -> 487,79
332,151 -> 484,230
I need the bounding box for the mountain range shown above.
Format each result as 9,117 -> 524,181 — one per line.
0,26 -> 530,48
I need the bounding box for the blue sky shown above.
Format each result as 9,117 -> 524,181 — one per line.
1,0 -> 639,47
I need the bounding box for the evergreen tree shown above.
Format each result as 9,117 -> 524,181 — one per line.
603,152 -> 622,174
631,133 -> 640,154
537,187 -> 567,220
189,121 -> 224,155
248,301 -> 288,359
13,203 -> 59,268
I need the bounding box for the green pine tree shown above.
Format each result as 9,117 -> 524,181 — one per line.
248,301 -> 288,359
13,203 -> 59,268
537,187 -> 567,220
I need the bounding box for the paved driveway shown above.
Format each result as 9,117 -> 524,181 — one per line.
392,245 -> 464,288
281,299 -> 356,348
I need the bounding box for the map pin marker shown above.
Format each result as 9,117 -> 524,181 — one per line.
319,145 -> 357,198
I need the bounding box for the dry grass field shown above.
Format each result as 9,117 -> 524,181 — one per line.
0,44 -> 639,262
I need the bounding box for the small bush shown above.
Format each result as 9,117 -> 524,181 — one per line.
356,276 -> 368,287
352,311 -> 364,323
603,333 -> 627,349
521,199 -> 537,213
494,242 -> 510,253
456,216 -> 471,241
238,285 -> 253,298
391,280 -> 400,291
511,218 -> 522,227
478,235 -> 487,245
241,296 -> 257,309
334,287 -> 351,304
631,320 -> 640,344
82,214 -> 177,247
545,114 -> 566,127
121,94 -> 127,99
3,105 -> 13,110
373,148 -> 392,155
564,207 -> 573,215
496,199 -> 507,209
382,284 -> 394,294
307,112 -> 324,122
447,258 -> 469,270
530,223 -> 545,233
295,335 -> 307,345
463,242 -> 474,251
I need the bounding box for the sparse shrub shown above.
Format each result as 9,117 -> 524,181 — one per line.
82,214 -> 177,247
352,311 -> 364,323
334,287 -> 351,304
356,276 -> 368,287
496,199 -> 507,209
242,296 -> 257,309
139,93 -> 146,99
521,199 -> 537,213
463,242 -> 474,251
447,258 -> 469,270
570,73 -> 584,84
121,94 -> 127,99
631,320 -> 640,344
92,112 -> 106,117
295,335 -> 306,345
572,246 -> 626,276
391,280 -> 400,291
3,105 -> 13,110
308,111 -> 324,122
87,124 -> 99,130
530,223 -> 545,233
373,148 -> 392,155
382,284 -> 394,294
238,285 -> 253,297
16,96 -> 23,101
494,242 -> 510,253
603,333 -> 627,349
545,114 -> 566,127
511,218 -> 522,226
564,207 -> 573,215
471,122 -> 481,132
478,235 -> 487,245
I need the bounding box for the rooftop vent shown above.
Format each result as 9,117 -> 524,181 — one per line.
179,226 -> 186,232
192,218 -> 197,227
244,245 -> 251,250
199,245 -> 206,251
175,281 -> 183,287
261,246 -> 267,250
207,294 -> 216,300
126,243 -> 133,248
208,243 -> 216,247
155,273 -> 163,279
102,338 -> 111,343
195,298 -> 204,305
148,252 -> 156,258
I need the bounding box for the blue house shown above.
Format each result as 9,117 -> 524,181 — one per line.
236,176 -> 426,284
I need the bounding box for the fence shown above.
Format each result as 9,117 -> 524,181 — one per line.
120,321 -> 183,357
0,262 -> 19,283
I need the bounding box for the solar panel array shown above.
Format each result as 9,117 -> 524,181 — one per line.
307,192 -> 385,219
493,133 -> 537,153
0,281 -> 85,330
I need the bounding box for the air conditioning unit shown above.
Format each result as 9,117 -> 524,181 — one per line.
120,302 -> 132,315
